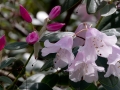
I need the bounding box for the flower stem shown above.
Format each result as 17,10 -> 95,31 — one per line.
8,50 -> 34,90
95,16 -> 103,29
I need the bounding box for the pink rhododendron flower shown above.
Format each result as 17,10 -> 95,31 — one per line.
83,28 -> 117,59
0,35 -> 6,51
104,45 -> 120,77
68,50 -> 104,83
73,23 -> 91,47
20,5 -> 32,23
26,31 -> 39,44
46,22 -> 65,32
75,4 -> 99,22
49,6 -> 61,20
41,35 -> 74,68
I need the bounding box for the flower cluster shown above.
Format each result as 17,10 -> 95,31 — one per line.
41,23 -> 120,83
20,4 -> 120,84
20,5 -> 65,45
20,5 -> 65,58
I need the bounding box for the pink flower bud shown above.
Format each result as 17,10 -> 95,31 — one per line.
26,31 -> 39,44
47,22 -> 65,32
49,6 -> 61,20
20,5 -> 32,23
0,35 -> 6,51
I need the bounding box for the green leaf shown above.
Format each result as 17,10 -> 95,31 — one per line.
12,60 -> 25,77
87,0 -> 107,14
5,42 -> 28,50
98,86 -> 106,90
40,60 -> 53,71
85,83 -> 98,90
57,72 -> 69,85
0,76 -> 13,84
0,57 -> 16,69
38,83 -> 53,90
97,11 -> 120,30
100,4 -> 116,16
0,85 -> 3,90
61,0 -> 80,12
41,73 -> 59,87
69,80 -> 95,90
87,0 -> 98,14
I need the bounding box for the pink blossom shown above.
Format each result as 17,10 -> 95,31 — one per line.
26,31 -> 39,44
0,35 -> 6,51
68,50 -> 104,83
49,6 -> 61,20
46,22 -> 65,32
104,45 -> 120,77
41,35 -> 74,68
83,28 -> 117,59
20,5 -> 32,23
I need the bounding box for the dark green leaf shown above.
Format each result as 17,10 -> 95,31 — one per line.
100,4 -> 116,16
0,85 -> 3,90
98,86 -> 106,90
57,72 -> 69,86
87,0 -> 107,14
40,60 -> 53,71
0,57 -> 16,69
41,73 -> 59,87
87,0 -> 98,14
85,83 -> 98,90
0,76 -> 13,84
5,42 -> 28,50
72,47 -> 79,56
69,80 -> 93,90
38,83 -> 53,90
12,60 -> 25,77
61,0 -> 80,12
97,11 -> 120,30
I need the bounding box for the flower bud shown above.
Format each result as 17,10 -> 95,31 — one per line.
20,5 -> 32,23
0,35 -> 6,51
46,22 -> 65,32
49,6 -> 61,20
26,31 -> 39,44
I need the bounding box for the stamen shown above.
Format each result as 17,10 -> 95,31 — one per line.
74,29 -> 87,36
83,23 -> 88,29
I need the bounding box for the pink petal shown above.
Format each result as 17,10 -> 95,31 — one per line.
26,31 -> 39,44
47,23 -> 65,32
20,5 -> 32,23
73,23 -> 91,47
49,6 -> 61,20
56,36 -> 73,50
0,35 -> 6,51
